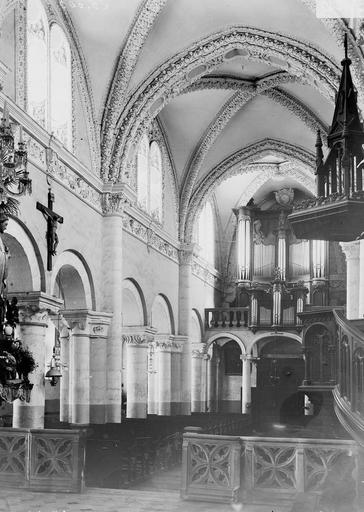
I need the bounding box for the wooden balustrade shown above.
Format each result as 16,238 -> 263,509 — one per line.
86,414 -> 248,489
0,427 -> 85,492
333,310 -> 364,444
181,433 -> 359,507
205,307 -> 249,329
205,305 -> 300,331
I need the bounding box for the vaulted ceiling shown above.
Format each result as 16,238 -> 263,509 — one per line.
61,0 -> 363,240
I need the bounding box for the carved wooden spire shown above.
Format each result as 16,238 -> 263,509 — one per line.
327,33 -> 364,149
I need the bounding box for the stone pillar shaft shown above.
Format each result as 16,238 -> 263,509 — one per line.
191,350 -> 204,413
341,241 -> 360,319
171,345 -> 182,415
178,244 -> 194,415
241,355 -> 252,414
71,331 -> 90,425
157,341 -> 172,416
102,207 -> 123,422
13,293 -> 62,429
123,332 -> 152,419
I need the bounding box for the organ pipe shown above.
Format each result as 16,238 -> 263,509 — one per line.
235,207 -> 252,282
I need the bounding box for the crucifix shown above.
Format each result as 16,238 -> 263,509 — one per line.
36,188 -> 63,271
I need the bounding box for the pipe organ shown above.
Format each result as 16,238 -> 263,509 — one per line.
233,200 -> 327,330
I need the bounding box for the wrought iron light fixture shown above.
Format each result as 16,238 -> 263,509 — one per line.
0,102 -> 31,208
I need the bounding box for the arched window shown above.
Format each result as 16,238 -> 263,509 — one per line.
149,141 -> 162,222
197,201 -> 215,265
26,1 -> 72,149
27,0 -> 48,127
50,24 -> 72,148
137,134 -> 149,211
136,135 -> 163,222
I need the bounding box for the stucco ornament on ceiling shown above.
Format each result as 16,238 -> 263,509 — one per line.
103,27 -> 341,182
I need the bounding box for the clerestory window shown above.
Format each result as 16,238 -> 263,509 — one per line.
136,134 -> 163,223
27,0 -> 72,149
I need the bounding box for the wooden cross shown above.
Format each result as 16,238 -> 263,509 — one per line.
36,188 -> 63,271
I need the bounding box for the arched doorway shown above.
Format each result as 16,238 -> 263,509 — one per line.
254,336 -> 304,428
205,334 -> 246,414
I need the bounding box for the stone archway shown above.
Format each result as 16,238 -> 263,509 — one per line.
253,335 -> 304,429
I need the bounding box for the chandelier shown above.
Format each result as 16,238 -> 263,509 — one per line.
0,101 -> 33,404
0,102 -> 31,211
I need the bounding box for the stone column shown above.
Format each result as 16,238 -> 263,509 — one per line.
13,292 -> 62,429
102,191 -> 125,422
58,318 -> 71,423
341,241 -> 360,319
241,354 -> 252,414
147,341 -> 158,415
206,350 -> 216,413
191,348 -> 204,413
89,313 -> 111,424
170,339 -> 182,415
200,354 -> 209,413
178,243 -> 194,415
123,328 -> 154,419
156,335 -> 173,416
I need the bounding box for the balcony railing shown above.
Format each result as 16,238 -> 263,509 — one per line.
333,309 -> 364,443
181,432 -> 359,506
205,307 -> 249,329
205,306 -> 300,331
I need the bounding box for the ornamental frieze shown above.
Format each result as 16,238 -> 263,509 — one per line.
122,334 -> 152,345
26,135 -> 102,211
122,211 -> 179,263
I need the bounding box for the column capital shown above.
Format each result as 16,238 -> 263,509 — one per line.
62,309 -> 112,336
155,334 -> 176,351
14,292 -> 63,325
178,243 -> 196,265
340,240 -> 360,260
101,183 -> 136,216
192,349 -> 205,359
122,326 -> 156,346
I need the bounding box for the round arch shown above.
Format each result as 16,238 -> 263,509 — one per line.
205,332 -> 247,355
50,250 -> 95,310
4,217 -> 44,292
250,331 -> 302,354
122,278 -> 147,327
191,308 -> 203,343
151,293 -> 175,334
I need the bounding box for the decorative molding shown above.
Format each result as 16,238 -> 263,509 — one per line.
18,305 -> 49,324
300,0 -> 364,111
122,333 -> 153,345
183,139 -> 315,242
104,27 -> 340,181
340,240 -> 360,261
122,210 -> 179,263
101,192 -> 127,215
25,133 -> 103,211
15,0 -> 26,109
101,0 -> 168,178
192,257 -> 222,290
178,243 -> 195,265
179,82 -> 327,239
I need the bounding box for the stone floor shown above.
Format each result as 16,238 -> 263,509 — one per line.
0,487 -> 291,512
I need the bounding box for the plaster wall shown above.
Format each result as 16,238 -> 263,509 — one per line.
15,162 -> 103,307
122,231 -> 179,329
